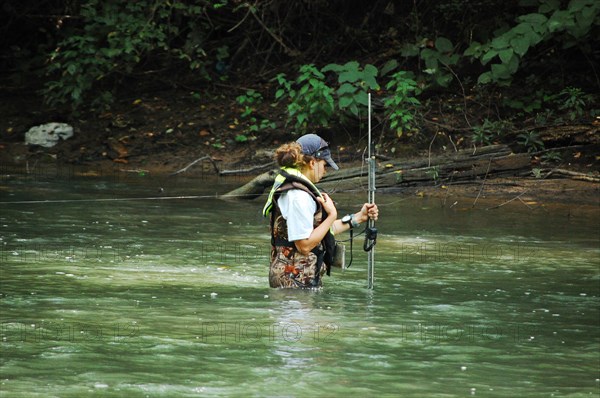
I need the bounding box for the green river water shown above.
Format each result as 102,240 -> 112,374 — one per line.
1,171 -> 599,397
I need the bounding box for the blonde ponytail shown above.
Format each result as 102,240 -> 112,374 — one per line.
274,142 -> 312,168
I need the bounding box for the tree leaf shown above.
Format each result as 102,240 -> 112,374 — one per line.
491,36 -> 509,49
499,48 -> 514,63
421,49 -> 439,69
380,59 -> 398,76
491,63 -> 511,79
507,54 -> 520,73
538,0 -> 560,13
337,83 -> 357,95
363,64 -> 378,77
510,36 -> 530,56
477,72 -> 492,84
517,13 -> 548,24
400,43 -> 420,57
464,41 -> 482,57
364,75 -> 380,90
321,63 -> 343,72
356,91 -> 368,106
481,49 -> 498,65
435,37 -> 453,53
339,70 -> 361,83
436,73 -> 453,87
339,96 -> 354,108
343,61 -> 360,71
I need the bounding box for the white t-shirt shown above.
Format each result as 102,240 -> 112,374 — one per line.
277,190 -> 317,241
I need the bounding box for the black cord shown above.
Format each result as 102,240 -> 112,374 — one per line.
346,228 -> 354,268
336,227 -> 366,242
335,225 -> 377,269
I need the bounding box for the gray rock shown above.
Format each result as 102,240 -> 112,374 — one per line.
25,123 -> 74,148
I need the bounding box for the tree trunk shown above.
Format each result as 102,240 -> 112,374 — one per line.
220,169 -> 278,199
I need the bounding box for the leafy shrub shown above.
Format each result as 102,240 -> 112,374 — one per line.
275,65 -> 335,131
383,71 -> 421,137
321,61 -> 379,117
235,134 -> 249,143
236,90 -> 275,134
43,0 -> 211,111
517,131 -> 545,153
401,37 -> 459,88
237,90 -> 263,117
275,62 -> 426,136
541,150 -> 562,163
553,86 -> 593,121
426,166 -> 440,183
501,78 -> 552,114
471,119 -> 510,146
465,0 -> 600,85
504,85 -> 594,122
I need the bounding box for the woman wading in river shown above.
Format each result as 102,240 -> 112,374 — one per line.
263,133 -> 379,288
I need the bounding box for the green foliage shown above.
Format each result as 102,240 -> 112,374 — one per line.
9,0 -> 596,117
32,0 -> 599,122
275,62 -> 389,131
466,0 -> 600,85
190,91 -> 202,101
42,0 -> 209,110
380,59 -> 400,77
502,86 -> 552,114
533,109 -> 556,125
517,130 -> 545,153
275,62 -> 426,135
553,86 -> 593,121
400,37 -> 460,87
237,89 -> 263,117
254,119 -> 276,131
321,61 -> 379,117
503,85 -> 593,122
426,166 -> 440,183
236,90 -> 275,135
395,170 -> 404,183
423,37 -> 458,86
471,128 -> 494,146
275,65 -> 335,131
541,150 -> 562,163
212,0 -> 229,10
471,119 -> 511,146
235,134 -> 248,143
383,71 -> 421,136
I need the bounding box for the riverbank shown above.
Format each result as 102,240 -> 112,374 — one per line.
1,148 -> 598,211
1,88 -> 598,208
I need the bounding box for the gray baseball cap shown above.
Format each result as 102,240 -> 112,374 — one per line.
296,133 -> 339,170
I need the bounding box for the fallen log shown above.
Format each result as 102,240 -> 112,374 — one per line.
220,169 -> 278,199
318,145 -> 529,191
222,145 -> 531,199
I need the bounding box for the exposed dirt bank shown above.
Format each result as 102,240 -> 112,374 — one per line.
1,88 -> 598,209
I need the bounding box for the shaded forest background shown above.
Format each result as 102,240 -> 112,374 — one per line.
1,0 -> 598,174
